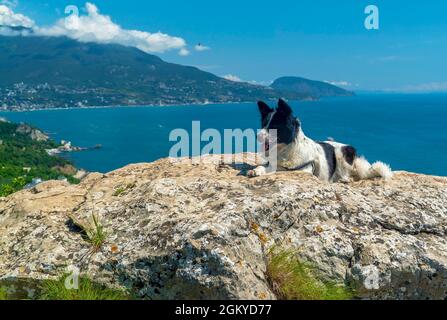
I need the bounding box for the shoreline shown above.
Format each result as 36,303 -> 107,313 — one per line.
0,100 -> 273,113
2,92 -> 447,113
0,95 -> 359,114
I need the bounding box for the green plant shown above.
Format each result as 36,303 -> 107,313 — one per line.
39,275 -> 129,300
0,184 -> 15,197
0,286 -> 8,300
69,214 -> 107,250
113,183 -> 135,196
113,187 -> 126,197
86,214 -> 107,250
12,176 -> 26,189
266,248 -> 353,300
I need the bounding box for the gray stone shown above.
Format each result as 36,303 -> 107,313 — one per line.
1,154 -> 447,300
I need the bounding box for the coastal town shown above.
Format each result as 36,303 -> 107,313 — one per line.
0,83 -> 124,111
0,82 -> 240,111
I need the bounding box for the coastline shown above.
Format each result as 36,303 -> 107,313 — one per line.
3,92 -> 447,113
0,100 -> 270,113
0,94 -> 338,113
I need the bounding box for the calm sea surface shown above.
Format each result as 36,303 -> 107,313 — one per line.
1,94 -> 446,176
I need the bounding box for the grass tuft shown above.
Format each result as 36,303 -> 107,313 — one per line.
113,187 -> 126,197
0,286 -> 8,300
39,275 -> 130,300
86,214 -> 107,250
68,213 -> 107,250
113,183 -> 135,197
266,248 -> 353,300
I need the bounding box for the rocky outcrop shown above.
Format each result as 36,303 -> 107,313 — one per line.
1,154 -> 447,300
15,123 -> 49,142
46,140 -> 102,156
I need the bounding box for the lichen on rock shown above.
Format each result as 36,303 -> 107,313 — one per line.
1,153 -> 447,300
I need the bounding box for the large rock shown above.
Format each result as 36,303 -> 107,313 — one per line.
1,154 -> 447,300
15,123 -> 49,142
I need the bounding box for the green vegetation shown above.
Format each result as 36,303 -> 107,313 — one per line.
113,187 -> 126,197
69,214 -> 107,251
266,248 -> 353,300
86,214 -> 107,250
0,276 -> 129,300
113,183 -> 135,197
39,275 -> 129,300
0,120 -> 78,197
0,286 -> 8,300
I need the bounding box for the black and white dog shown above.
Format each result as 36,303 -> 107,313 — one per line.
248,99 -> 393,182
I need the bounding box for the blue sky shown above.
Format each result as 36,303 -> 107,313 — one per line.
6,0 -> 447,91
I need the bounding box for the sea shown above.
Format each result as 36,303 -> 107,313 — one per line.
1,94 -> 446,176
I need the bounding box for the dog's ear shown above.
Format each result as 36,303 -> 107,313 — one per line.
277,98 -> 293,117
258,101 -> 273,116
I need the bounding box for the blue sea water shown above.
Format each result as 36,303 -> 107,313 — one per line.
1,94 -> 446,176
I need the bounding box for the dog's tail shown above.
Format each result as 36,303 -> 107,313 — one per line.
353,156 -> 393,180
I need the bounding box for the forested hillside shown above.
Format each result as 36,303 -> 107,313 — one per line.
0,120 -> 78,196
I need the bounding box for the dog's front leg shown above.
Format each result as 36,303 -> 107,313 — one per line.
247,164 -> 277,178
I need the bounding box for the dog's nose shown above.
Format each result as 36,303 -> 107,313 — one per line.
257,129 -> 268,143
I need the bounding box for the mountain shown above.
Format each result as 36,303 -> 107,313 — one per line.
0,36 -> 307,110
0,36 -> 352,111
270,76 -> 355,98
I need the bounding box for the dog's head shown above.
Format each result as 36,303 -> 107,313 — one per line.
257,99 -> 300,151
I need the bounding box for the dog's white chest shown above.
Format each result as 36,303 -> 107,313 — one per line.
276,143 -> 305,169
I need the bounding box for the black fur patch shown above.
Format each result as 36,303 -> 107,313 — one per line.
341,146 -> 357,165
262,100 -> 300,145
318,142 -> 337,178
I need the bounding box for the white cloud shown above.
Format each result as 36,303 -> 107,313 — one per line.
193,65 -> 221,70
248,80 -> 272,86
222,75 -> 271,86
0,4 -> 34,29
324,80 -> 352,87
223,74 -> 242,82
194,44 -> 210,52
36,3 -> 187,54
0,0 -> 19,9
370,55 -> 400,64
377,56 -> 399,62
0,3 -> 189,55
398,82 -> 447,93
178,48 -> 190,56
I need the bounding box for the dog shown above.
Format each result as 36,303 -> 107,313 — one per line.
248,99 -> 393,182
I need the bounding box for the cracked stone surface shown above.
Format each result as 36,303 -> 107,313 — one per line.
1,153 -> 447,300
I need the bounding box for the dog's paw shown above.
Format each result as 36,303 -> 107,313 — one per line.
247,166 -> 267,178
247,169 -> 258,178
336,177 -> 353,184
